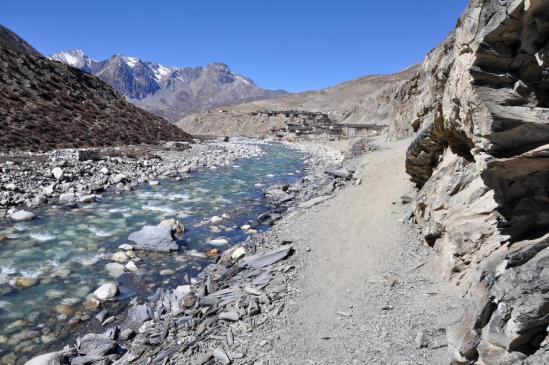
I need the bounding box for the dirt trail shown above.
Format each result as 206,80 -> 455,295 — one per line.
252,139 -> 464,364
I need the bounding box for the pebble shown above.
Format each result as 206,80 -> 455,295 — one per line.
159,269 -> 175,276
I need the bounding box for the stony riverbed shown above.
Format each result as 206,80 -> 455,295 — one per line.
0,140 -> 347,364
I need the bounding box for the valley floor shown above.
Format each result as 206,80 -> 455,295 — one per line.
246,138 -> 465,364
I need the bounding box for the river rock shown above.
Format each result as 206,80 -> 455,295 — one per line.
51,167 -> 64,180
112,173 -> 127,184
209,238 -> 229,246
10,210 -> 35,222
24,352 -> 63,365
210,216 -> 223,224
12,277 -> 38,288
159,219 -> 185,236
93,283 -> 118,300
83,298 -> 100,310
118,244 -> 133,251
206,248 -> 220,257
58,193 -> 76,203
231,247 -> 246,261
111,251 -> 129,262
105,262 -> 126,277
53,304 -> 75,316
32,195 -> 48,206
125,261 -> 139,272
128,225 -> 178,252
78,194 -> 96,204
0,273 -> 9,285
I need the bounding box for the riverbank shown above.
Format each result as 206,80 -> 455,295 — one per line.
1,138 -> 348,364
9,138 -> 350,364
0,139 -> 261,217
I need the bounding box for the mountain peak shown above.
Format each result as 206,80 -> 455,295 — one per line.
51,50 -> 289,121
49,49 -> 97,73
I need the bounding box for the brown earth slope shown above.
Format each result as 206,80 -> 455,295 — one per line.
0,26 -> 192,153
177,65 -> 418,137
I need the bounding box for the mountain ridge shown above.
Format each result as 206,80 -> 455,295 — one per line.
49,49 -> 289,121
177,65 -> 418,136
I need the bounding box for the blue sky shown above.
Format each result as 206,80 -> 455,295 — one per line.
2,0 -> 467,92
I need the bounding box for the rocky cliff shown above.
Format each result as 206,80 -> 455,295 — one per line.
177,66 -> 418,137
49,50 -> 288,122
391,0 -> 549,363
0,27 -> 192,153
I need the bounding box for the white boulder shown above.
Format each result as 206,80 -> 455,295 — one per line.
93,283 -> 118,300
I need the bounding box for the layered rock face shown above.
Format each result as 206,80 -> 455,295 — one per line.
393,0 -> 549,363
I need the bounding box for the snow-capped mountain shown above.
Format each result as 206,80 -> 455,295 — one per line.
49,50 -> 288,121
50,49 -> 99,73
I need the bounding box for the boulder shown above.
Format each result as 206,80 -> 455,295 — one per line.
128,225 -> 178,252
10,210 -> 35,222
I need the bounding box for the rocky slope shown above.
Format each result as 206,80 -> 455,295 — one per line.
177,66 -> 418,137
0,27 -> 192,153
0,24 -> 41,57
49,50 -> 288,122
389,0 -> 549,363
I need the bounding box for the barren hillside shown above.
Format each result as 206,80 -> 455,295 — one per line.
0,27 -> 192,153
177,65 -> 418,136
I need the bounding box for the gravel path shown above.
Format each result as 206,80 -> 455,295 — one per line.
247,139 -> 465,364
